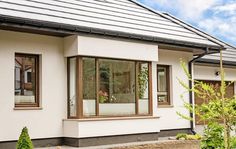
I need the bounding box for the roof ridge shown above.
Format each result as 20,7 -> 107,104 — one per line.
128,0 -> 227,49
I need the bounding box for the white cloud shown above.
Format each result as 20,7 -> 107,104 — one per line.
198,15 -> 236,44
213,2 -> 236,16
141,0 -> 220,21
175,0 -> 219,21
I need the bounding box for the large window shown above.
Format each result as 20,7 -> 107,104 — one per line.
157,65 -> 170,105
68,57 -> 152,118
15,54 -> 39,107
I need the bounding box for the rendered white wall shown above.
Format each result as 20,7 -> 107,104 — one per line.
0,29 -> 194,141
154,49 -> 193,130
0,30 -> 67,141
64,35 -> 159,61
63,118 -> 160,138
194,65 -> 236,82
194,65 -> 236,99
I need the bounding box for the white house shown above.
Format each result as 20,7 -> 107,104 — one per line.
0,0 -> 234,148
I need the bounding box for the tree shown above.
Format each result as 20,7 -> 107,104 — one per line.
177,50 -> 236,149
16,127 -> 34,149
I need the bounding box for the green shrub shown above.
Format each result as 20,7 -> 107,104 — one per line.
176,133 -> 187,140
16,127 -> 34,149
231,137 -> 236,149
176,133 -> 201,140
201,122 -> 224,149
187,134 -> 202,140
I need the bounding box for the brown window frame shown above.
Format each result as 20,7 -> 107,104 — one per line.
67,56 -> 153,119
157,65 -> 170,106
15,53 -> 40,108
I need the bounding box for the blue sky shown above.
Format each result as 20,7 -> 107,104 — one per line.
138,0 -> 236,47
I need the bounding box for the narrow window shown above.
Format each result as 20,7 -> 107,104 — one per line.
157,65 -> 170,105
68,57 -> 77,117
138,62 -> 149,114
15,54 -> 39,107
83,58 -> 96,116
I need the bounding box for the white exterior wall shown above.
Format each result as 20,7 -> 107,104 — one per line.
155,49 -> 193,130
194,65 -> 236,97
0,29 -> 193,141
194,65 -> 236,82
0,30 -> 67,141
63,118 -> 160,138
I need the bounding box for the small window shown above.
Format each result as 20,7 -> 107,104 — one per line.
157,65 -> 170,105
15,54 -> 39,107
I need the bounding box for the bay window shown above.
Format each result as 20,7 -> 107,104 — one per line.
68,57 -> 152,118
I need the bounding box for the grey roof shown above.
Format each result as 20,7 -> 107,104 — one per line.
0,0 -> 223,50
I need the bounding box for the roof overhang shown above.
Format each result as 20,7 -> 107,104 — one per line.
195,58 -> 236,67
0,14 -> 223,55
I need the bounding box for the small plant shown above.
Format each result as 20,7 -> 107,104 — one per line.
201,122 -> 224,149
176,133 -> 187,140
176,133 -> 202,140
231,137 -> 236,148
16,127 -> 33,149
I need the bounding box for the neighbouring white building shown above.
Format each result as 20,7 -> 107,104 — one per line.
0,0 -> 235,148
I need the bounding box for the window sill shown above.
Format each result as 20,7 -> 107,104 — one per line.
64,116 -> 160,122
14,107 -> 43,110
158,105 -> 174,108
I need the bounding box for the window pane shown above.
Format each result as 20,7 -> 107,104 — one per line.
138,62 -> 149,114
69,58 -> 77,117
98,59 -> 135,116
157,66 -> 169,104
15,55 -> 37,105
83,58 -> 96,116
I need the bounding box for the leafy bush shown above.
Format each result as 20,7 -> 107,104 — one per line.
176,133 -> 187,140
176,133 -> 201,140
16,127 -> 34,149
201,122 -> 224,149
231,137 -> 236,149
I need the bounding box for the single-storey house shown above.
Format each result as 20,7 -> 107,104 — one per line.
0,0 -> 235,148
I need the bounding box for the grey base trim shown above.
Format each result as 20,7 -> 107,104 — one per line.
159,128 -> 192,137
0,128 -> 191,148
64,133 -> 159,147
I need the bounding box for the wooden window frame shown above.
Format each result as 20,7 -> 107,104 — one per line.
15,53 -> 40,108
67,56 -> 153,119
157,65 -> 170,106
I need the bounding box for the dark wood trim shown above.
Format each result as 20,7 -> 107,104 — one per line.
148,62 -> 153,115
64,115 -> 158,122
14,53 -> 40,107
77,57 -> 83,119
95,58 -> 99,116
67,58 -> 70,118
135,62 -> 139,115
157,64 -> 171,106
